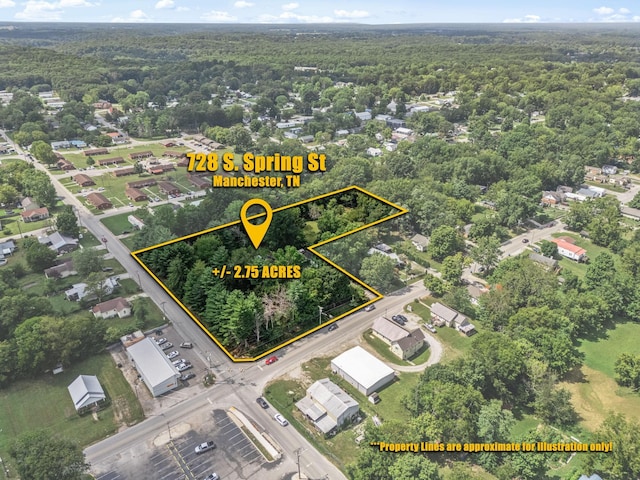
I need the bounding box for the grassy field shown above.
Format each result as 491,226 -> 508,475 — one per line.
559,321 -> 640,431
101,212 -> 137,235
264,356 -> 421,470
0,353 -> 144,475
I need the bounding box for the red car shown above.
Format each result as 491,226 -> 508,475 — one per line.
265,356 -> 278,365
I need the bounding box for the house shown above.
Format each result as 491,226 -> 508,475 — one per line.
187,174 -> 210,189
92,297 -> 132,319
366,147 -> 382,157
368,243 -> 402,265
430,302 -> 476,336
84,148 -> 109,156
355,111 -> 371,122
147,163 -> 175,175
97,156 -> 125,166
21,197 -> 38,211
371,317 -> 426,360
601,164 -> 618,175
331,346 -> 395,396
295,378 -> 360,435
67,375 -> 106,413
541,191 -> 565,206
125,187 -> 148,202
64,276 -> 118,301
126,337 -> 180,397
529,252 -> 559,271
177,156 -> 190,167
86,192 -> 112,210
106,132 -> 127,144
577,187 -> 605,198
21,207 -> 49,223
38,232 -> 79,254
128,215 -> 145,230
113,167 -> 136,177
551,238 -> 587,262
130,151 -> 153,160
44,259 -> 77,279
57,158 -> 75,170
70,139 -> 87,148
621,206 -> 640,221
0,240 -> 17,259
126,179 -> 156,189
411,234 -> 430,252
158,181 -> 180,196
74,174 -> 95,187
51,140 -> 71,150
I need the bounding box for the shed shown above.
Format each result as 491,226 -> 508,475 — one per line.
67,375 -> 106,412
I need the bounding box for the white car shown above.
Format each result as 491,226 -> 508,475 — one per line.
194,441 -> 216,454
166,351 -> 179,359
274,413 -> 288,427
176,363 -> 192,372
155,337 -> 167,345
172,358 -> 187,366
160,342 -> 173,350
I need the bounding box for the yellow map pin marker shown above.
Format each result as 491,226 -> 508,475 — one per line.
240,198 -> 273,249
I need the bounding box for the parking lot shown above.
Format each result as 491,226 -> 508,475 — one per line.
92,409 -> 271,480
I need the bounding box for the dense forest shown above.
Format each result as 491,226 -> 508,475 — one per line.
2,22 -> 640,478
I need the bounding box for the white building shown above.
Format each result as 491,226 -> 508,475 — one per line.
126,337 -> 180,397
67,375 -> 106,412
331,346 -> 395,396
295,378 -> 360,434
92,297 -> 132,319
551,238 -> 587,262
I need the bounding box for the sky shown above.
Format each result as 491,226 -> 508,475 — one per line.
1,0 -> 640,24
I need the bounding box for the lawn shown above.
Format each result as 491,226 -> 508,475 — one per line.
549,232 -> 619,278
1,214 -> 55,237
559,322 -> 640,431
264,356 -> 421,471
0,353 -> 143,475
101,212 -> 136,235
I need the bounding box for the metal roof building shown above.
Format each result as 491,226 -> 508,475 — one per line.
126,337 -> 180,397
295,378 -> 359,434
67,375 -> 106,412
330,346 -> 395,396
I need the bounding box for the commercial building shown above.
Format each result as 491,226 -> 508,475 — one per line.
330,346 -> 395,396
126,337 -> 180,397
295,378 -> 359,435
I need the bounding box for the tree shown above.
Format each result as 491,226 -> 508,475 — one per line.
441,252 -> 465,285
388,455 -> 440,480
470,236 -> 501,273
55,205 -> 80,238
614,353 -> 640,390
429,225 -> 464,261
23,237 -> 57,272
30,140 -> 57,166
359,254 -> 396,292
227,125 -> 253,153
72,247 -> 105,277
9,430 -> 89,480
423,273 -> 447,297
0,184 -> 19,205
584,412 -> 640,480
539,239 -> 558,258
86,156 -> 95,166
85,271 -> 110,303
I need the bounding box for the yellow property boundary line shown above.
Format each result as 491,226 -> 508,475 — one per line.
131,185 -> 409,362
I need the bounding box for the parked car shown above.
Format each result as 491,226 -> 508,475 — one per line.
160,342 -> 173,350
155,337 -> 167,345
204,474 -> 219,480
256,397 -> 269,408
176,363 -> 192,372
363,304 -> 376,312
426,324 -> 437,334
166,350 -> 179,359
194,441 -> 216,454
391,315 -> 407,326
328,323 -> 338,332
274,414 -> 288,426
180,373 -> 196,381
172,358 -> 188,366
179,342 -> 193,349
521,238 -> 529,243
265,356 -> 278,365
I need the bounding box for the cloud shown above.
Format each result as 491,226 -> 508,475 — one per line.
334,9 -> 369,18
111,9 -> 150,22
155,0 -> 173,9
619,7 -> 630,14
281,2 -> 298,10
15,0 -> 94,20
202,10 -> 237,22
503,14 -> 540,23
234,0 -> 253,7
593,6 -> 615,15
258,11 -> 334,23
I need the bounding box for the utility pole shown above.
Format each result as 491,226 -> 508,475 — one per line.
295,448 -> 302,479
318,306 -> 323,325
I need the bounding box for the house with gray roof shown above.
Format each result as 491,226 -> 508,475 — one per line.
67,375 -> 106,413
371,317 -> 426,360
430,302 -> 476,336
295,378 -> 359,435
411,233 -> 430,252
38,232 -> 79,254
